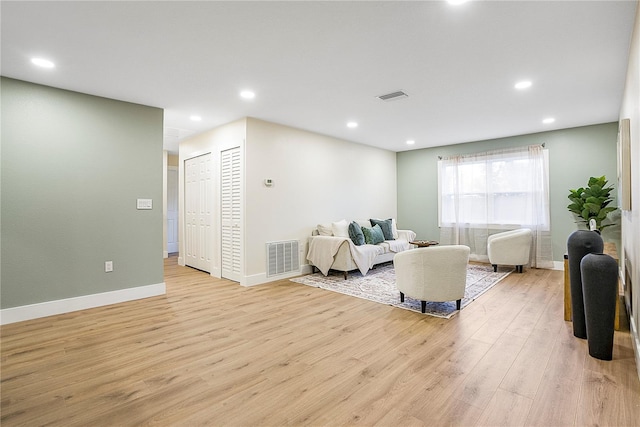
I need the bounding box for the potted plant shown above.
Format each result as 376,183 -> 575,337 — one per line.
567,176 -> 617,231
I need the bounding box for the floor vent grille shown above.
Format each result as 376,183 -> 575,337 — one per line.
266,240 -> 300,277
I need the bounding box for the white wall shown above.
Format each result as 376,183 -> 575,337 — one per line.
243,118 -> 398,284
177,117 -> 398,286
619,1 -> 640,378
178,119 -> 247,277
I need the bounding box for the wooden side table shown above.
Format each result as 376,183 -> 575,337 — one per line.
410,240 -> 439,248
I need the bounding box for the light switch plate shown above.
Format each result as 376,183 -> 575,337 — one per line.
137,198 -> 153,210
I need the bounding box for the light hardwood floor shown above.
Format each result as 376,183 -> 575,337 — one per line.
2,257 -> 639,426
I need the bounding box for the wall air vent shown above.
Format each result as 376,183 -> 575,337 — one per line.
377,90 -> 408,102
266,240 -> 300,277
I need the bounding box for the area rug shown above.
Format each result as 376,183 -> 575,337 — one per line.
290,263 -> 513,318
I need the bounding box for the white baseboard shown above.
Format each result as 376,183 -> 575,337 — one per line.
242,264 -> 313,287
0,283 -> 166,325
163,251 -> 169,259
552,260 -> 564,270
300,264 -> 314,275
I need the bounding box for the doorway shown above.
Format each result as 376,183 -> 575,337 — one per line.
167,166 -> 179,254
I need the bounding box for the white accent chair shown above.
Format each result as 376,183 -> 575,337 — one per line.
394,245 -> 470,313
487,228 -> 533,273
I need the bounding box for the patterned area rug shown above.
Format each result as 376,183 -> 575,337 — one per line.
290,263 -> 513,318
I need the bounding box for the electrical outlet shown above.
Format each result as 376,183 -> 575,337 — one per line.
105,261 -> 113,272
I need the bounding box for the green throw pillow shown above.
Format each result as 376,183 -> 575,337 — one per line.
348,221 -> 365,246
370,218 -> 394,240
362,224 -> 385,245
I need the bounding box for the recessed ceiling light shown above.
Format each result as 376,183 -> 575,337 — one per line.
515,80 -> 532,90
448,0 -> 469,5
240,90 -> 255,100
542,117 -> 555,124
31,57 -> 55,68
347,121 -> 358,129
406,140 -> 416,145
190,115 -> 202,121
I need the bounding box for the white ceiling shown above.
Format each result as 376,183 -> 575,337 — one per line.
2,1 -> 637,153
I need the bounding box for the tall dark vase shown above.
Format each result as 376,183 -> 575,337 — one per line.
581,253 -> 618,360
567,230 -> 603,339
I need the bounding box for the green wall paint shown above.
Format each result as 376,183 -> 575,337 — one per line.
397,123 -> 620,263
1,78 -> 164,309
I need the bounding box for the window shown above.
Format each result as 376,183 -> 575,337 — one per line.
438,146 -> 550,230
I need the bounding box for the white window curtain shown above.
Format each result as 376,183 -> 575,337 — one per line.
438,145 -> 554,268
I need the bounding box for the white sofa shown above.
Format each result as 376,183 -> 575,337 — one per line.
307,219 -> 417,279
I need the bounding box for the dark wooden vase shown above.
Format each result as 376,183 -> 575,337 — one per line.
567,230 -> 603,339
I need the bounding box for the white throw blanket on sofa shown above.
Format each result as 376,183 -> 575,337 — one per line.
385,239 -> 410,254
308,236 -> 411,276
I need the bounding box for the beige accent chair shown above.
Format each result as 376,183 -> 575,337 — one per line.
394,245 -> 470,313
487,228 -> 533,273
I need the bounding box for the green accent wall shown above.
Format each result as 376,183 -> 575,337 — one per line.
1,78 -> 164,309
397,123 -> 620,263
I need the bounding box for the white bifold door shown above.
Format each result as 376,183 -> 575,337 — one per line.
185,153 -> 213,272
221,147 -> 242,282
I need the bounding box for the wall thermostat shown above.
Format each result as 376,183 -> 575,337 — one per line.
264,179 -> 273,187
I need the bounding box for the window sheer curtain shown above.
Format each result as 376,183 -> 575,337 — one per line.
438,145 -> 554,268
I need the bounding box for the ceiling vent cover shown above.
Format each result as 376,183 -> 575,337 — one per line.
377,90 -> 408,101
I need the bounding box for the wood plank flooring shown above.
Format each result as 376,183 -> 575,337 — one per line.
2,257 -> 639,426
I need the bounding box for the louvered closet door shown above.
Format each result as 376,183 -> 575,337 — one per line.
185,153 -> 213,272
221,147 -> 242,282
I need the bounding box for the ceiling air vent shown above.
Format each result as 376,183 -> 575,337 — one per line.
377,90 -> 408,102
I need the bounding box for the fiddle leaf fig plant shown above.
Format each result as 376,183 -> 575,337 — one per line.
567,176 -> 617,231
